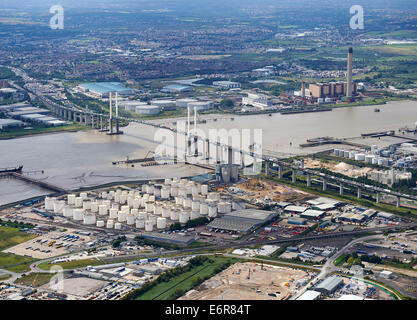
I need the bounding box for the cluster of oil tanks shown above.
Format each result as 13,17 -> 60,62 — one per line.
44,178 -> 245,233
333,148 -> 390,166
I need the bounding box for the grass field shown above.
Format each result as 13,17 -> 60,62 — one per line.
0,226 -> 37,251
0,252 -> 38,273
0,123 -> 89,140
37,258 -> 105,271
134,257 -> 237,300
15,272 -> 54,287
0,226 -> 38,273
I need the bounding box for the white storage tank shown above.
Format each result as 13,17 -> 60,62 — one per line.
154,185 -> 162,198
349,151 -> 356,159
109,208 -> 118,219
175,196 -> 184,206
201,185 -> 208,195
157,217 -> 167,229
101,192 -> 107,199
365,155 -> 375,163
161,187 -> 170,199
73,209 -> 84,221
149,215 -> 157,226
133,198 -> 141,209
170,186 -> 179,197
162,206 -> 171,218
200,203 -> 209,215
83,213 -> 96,225
99,205 -> 108,216
67,194 -> 76,205
191,211 -> 200,220
191,200 -> 200,212
54,200 -> 65,214
138,212 -> 148,220
114,222 -> 122,230
154,203 -> 163,215
183,198 -> 192,208
136,219 -> 145,229
145,202 -> 154,213
131,208 -> 139,217
63,207 -> 73,218
90,202 -> 99,213
126,214 -> 135,225
44,197 -> 54,211
208,205 -> 217,218
120,194 -> 127,205
145,220 -> 154,232
83,201 -> 91,211
114,193 -> 120,203
118,211 -> 127,222
75,197 -> 83,208
96,220 -> 105,228
80,192 -> 88,200
106,219 -> 114,229
179,212 -> 190,224
217,202 -> 232,214
170,210 -> 180,221
355,153 -> 366,161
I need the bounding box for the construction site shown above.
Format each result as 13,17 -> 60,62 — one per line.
179,262 -> 312,300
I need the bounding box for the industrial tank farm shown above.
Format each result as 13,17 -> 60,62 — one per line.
41,178 -> 246,234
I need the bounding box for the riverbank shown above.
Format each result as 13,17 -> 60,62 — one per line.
0,123 -> 90,140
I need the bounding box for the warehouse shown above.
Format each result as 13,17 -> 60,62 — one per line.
315,276 -> 344,295
77,82 -> 135,98
300,209 -> 326,220
284,205 -> 308,214
297,290 -> 322,300
0,118 -> 24,130
141,232 -> 195,245
161,84 -> 192,93
207,209 -> 277,233
8,107 -> 50,118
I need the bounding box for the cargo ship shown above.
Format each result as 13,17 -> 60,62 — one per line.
0,165 -> 23,174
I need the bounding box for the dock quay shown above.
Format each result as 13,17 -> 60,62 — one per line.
0,172 -> 68,193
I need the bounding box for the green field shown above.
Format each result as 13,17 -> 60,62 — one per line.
37,258 -> 105,271
131,256 -> 237,300
0,226 -> 37,250
0,123 -> 89,140
15,272 -> 54,287
0,226 -> 38,273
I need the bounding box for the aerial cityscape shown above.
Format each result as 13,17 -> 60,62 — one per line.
1,0 -> 417,306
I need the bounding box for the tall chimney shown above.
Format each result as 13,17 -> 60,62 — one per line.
301,82 -> 306,98
347,47 -> 353,98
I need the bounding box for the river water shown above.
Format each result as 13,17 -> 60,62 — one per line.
1,100 -> 416,205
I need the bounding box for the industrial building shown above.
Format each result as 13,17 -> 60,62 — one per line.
242,93 -> 273,110
213,81 -> 241,89
8,107 -> 50,118
140,232 -> 195,245
207,209 -> 277,233
296,290 -> 322,300
309,82 -> 357,99
77,82 -> 135,98
315,276 -> 344,295
0,118 -> 24,130
161,84 -> 192,93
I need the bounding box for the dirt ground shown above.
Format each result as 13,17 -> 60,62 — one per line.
304,158 -> 373,178
230,179 -> 313,202
179,262 -> 309,300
